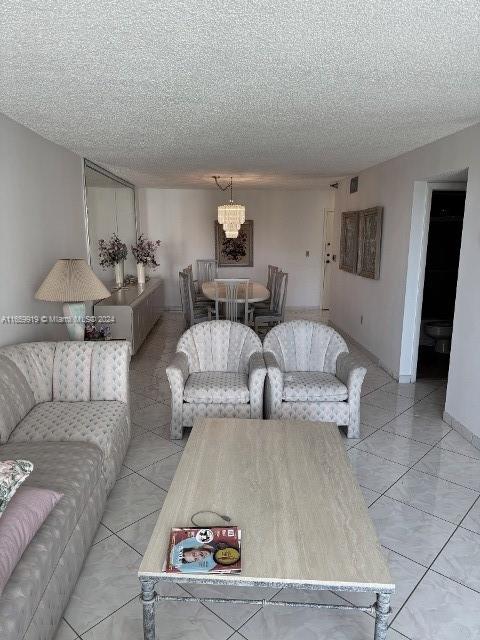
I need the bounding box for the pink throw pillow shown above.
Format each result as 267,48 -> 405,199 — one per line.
0,485 -> 62,595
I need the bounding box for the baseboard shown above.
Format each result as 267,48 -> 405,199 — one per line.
443,411 -> 480,452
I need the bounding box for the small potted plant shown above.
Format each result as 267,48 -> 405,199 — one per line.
131,234 -> 161,284
98,234 -> 128,287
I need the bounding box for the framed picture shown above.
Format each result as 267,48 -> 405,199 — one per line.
357,207 -> 383,279
215,220 -> 254,267
339,211 -> 359,273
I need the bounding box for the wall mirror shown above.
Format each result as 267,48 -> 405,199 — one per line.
84,160 -> 137,282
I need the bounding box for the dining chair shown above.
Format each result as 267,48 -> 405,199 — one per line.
196,259 -> 218,290
179,271 -> 210,328
214,278 -> 250,324
254,270 -> 288,333
254,264 -> 278,312
183,265 -> 213,311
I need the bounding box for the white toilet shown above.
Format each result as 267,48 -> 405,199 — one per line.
424,320 -> 453,354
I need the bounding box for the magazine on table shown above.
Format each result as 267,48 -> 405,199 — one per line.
164,526 -> 242,574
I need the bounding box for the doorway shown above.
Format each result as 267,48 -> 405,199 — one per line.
321,209 -> 335,311
416,188 -> 466,379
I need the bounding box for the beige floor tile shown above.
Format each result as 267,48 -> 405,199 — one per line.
102,473 -> 166,531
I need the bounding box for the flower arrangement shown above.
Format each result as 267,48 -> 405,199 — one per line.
98,234 -> 128,268
131,234 -> 161,267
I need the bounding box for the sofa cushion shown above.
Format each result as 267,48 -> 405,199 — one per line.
0,441 -> 103,640
0,486 -> 62,596
53,342 -> 94,401
0,343 -> 55,404
0,356 -> 35,443
8,401 -> 129,491
282,372 -> 348,402
91,341 -> 131,403
184,372 -> 250,404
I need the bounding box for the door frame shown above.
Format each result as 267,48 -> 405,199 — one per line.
399,181 -> 467,383
321,209 -> 335,310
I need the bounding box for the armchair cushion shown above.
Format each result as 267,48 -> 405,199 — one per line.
282,372 -> 348,402
184,372 -> 250,404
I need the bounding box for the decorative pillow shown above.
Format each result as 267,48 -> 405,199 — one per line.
0,486 -> 62,595
0,460 -> 34,517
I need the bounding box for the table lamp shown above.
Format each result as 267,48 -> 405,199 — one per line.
35,259 -> 110,340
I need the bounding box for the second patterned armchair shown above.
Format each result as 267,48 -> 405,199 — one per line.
166,321 -> 267,439
263,320 -> 367,438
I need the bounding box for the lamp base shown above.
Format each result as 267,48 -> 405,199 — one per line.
63,302 -> 86,341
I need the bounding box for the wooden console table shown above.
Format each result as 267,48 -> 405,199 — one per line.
94,278 -> 162,354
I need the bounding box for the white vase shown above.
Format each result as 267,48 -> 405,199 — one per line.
137,262 -> 146,285
114,261 -> 124,287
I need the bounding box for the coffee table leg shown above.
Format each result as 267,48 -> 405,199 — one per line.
374,592 -> 391,640
140,577 -> 158,640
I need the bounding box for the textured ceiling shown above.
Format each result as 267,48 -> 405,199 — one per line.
1,1 -> 480,188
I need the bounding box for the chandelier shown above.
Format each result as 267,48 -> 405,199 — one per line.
213,176 -> 245,238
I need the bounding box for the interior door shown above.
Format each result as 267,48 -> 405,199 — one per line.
321,209 -> 335,310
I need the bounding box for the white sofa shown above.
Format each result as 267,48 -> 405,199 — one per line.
0,341 -> 131,640
166,321 -> 267,439
263,321 -> 366,438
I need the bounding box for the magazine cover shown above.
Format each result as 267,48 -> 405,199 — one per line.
164,527 -> 241,574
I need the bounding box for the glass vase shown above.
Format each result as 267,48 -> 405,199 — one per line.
114,261 -> 124,287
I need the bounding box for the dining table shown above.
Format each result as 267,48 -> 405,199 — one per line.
201,280 -> 269,303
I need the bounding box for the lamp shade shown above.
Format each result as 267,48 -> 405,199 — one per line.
35,259 -> 110,302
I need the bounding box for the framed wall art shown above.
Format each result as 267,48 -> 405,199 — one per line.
357,207 -> 383,279
339,211 -> 359,273
215,220 -> 254,267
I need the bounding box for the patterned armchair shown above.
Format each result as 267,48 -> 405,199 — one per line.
263,321 -> 366,438
166,321 -> 267,439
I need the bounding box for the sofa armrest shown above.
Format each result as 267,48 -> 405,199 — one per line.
264,351 -> 284,419
248,351 -> 267,418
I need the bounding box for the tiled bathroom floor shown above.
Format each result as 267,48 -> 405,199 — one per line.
56,311 -> 480,640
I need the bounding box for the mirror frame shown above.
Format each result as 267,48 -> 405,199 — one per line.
83,159 -> 138,268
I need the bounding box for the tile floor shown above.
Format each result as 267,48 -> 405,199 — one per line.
56,311 -> 480,640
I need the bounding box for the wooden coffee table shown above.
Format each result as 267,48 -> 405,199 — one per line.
138,418 -> 394,639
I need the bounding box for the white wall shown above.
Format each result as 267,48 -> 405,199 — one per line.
0,114 -> 86,346
138,188 -> 333,309
329,122 -> 480,438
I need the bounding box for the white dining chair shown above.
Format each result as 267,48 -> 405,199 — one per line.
197,259 -> 218,289
179,271 -> 211,328
214,278 -> 250,324
254,264 -> 278,312
254,271 -> 288,333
